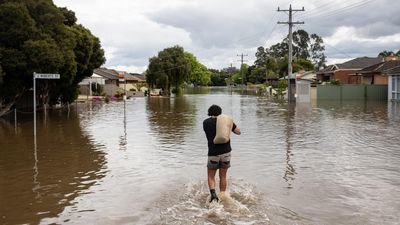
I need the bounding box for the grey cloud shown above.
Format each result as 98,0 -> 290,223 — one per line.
326,39 -> 400,60
148,2 -> 277,49
58,0 -> 400,70
303,0 -> 400,38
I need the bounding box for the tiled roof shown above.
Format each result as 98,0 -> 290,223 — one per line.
93,68 -> 119,80
337,57 -> 383,69
317,65 -> 337,73
360,60 -> 400,73
386,66 -> 400,74
130,73 -> 145,82
93,68 -> 145,81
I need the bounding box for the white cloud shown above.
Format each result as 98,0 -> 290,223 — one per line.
53,0 -> 400,72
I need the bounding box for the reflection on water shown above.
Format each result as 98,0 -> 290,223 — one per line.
1,88 -> 400,225
0,109 -> 106,225
146,96 -> 197,141
283,104 -> 296,189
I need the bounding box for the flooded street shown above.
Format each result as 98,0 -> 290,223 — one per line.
1,88 -> 400,225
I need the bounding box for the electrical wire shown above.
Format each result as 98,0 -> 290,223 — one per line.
297,0 -> 375,21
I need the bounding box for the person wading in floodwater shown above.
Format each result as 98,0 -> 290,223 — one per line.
203,105 -> 241,202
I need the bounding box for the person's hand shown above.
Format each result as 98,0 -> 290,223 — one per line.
233,127 -> 241,135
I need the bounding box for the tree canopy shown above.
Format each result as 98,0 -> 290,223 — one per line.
378,50 -> 400,58
146,45 -> 190,95
146,46 -> 215,94
247,29 -> 325,85
0,0 -> 105,116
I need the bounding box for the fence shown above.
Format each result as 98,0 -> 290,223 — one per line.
317,84 -> 388,101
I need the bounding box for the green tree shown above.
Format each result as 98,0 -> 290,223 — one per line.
378,50 -> 395,58
232,64 -> 249,84
310,34 -> 326,70
254,46 -> 267,67
209,69 -> 226,86
146,45 -> 190,95
185,52 -> 211,86
0,0 -> 104,116
264,29 -> 326,71
292,29 -> 310,59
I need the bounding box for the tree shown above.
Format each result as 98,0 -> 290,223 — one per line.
232,64 -> 249,84
0,0 -> 105,116
209,69 -> 226,86
310,34 -> 326,70
378,50 -> 395,58
292,29 -> 310,59
264,29 -> 326,71
185,52 -> 211,86
254,46 -> 267,67
146,45 -> 191,95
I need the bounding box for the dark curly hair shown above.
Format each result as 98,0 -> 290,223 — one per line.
208,104 -> 222,116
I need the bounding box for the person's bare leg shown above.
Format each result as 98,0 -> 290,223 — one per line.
219,168 -> 228,192
208,168 -> 219,202
208,168 -> 217,189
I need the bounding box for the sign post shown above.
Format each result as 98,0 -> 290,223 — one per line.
33,72 -> 60,146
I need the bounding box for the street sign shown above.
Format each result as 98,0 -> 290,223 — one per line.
119,79 -> 125,82
32,72 -> 60,146
34,73 -> 60,79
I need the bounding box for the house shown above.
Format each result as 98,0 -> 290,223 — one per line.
79,74 -> 106,95
352,60 -> 400,85
317,57 -> 383,84
92,68 -> 122,96
387,66 -> 400,102
293,71 -> 317,82
79,68 -> 147,97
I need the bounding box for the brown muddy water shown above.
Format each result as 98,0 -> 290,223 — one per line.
1,87 -> 400,225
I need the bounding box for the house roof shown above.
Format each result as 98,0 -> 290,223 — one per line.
93,68 -> 145,81
317,57 -> 383,74
116,72 -> 140,81
317,65 -> 337,74
299,71 -> 317,81
93,68 -> 119,80
130,73 -> 146,82
337,57 -> 383,69
386,66 -> 400,75
360,60 -> 400,73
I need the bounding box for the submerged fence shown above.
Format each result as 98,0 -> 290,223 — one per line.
317,84 -> 388,101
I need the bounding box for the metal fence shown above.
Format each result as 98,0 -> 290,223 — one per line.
317,84 -> 388,101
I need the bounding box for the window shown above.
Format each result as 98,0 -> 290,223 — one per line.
392,75 -> 400,101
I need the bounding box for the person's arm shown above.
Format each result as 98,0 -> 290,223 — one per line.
233,127 -> 241,135
232,123 -> 241,135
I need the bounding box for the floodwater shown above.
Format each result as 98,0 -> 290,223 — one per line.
1,87 -> 400,225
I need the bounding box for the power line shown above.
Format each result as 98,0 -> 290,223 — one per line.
297,0 -> 374,20
324,42 -> 354,59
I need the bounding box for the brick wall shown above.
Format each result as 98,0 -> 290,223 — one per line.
374,74 -> 388,84
334,69 -> 360,84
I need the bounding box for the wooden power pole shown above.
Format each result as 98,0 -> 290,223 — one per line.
278,4 -> 304,102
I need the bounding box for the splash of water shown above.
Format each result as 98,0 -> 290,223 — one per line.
154,179 -> 270,225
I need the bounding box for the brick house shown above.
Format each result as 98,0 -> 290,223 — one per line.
352,60 -> 400,85
317,57 -> 383,84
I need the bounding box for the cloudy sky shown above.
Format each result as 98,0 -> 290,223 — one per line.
53,0 -> 400,73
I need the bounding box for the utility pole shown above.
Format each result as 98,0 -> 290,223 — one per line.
229,63 -> 233,87
237,53 -> 248,86
278,4 -> 304,102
